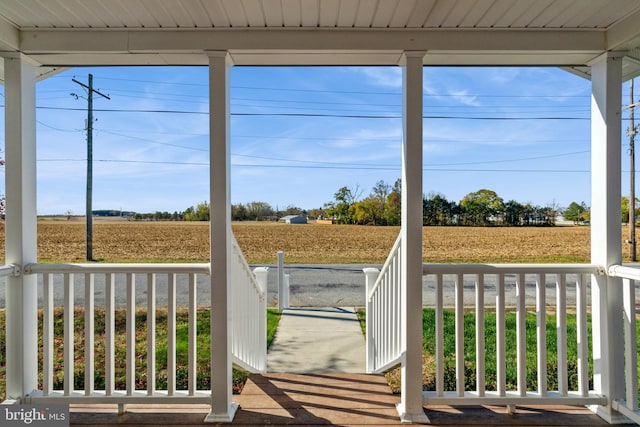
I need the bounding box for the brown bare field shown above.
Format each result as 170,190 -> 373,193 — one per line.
0,220 -> 613,264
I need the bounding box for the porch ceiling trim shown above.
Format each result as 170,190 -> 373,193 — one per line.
17,27 -> 607,67
1,0 -> 640,78
0,16 -> 19,51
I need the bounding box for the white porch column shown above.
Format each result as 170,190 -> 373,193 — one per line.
205,51 -> 237,423
3,54 -> 38,402
398,51 -> 429,423
589,52 -> 627,423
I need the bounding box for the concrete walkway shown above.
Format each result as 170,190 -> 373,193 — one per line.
266,307 -> 366,373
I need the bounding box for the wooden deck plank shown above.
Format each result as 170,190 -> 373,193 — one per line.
70,373 -> 637,426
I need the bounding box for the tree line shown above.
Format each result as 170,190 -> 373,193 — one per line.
323,184 -> 563,227
124,181 -> 640,227
130,180 -> 596,227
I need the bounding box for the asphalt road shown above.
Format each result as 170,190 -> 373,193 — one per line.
0,263 -> 597,308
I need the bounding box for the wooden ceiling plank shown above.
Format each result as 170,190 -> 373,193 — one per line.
336,0 -> 358,27
281,0 -> 302,27
210,0 -> 238,28
475,0 -> 515,28
240,0 -> 264,27
140,0 -> 177,28
560,0 -> 608,27
527,0 -> 574,28
354,0 -> 378,27
300,0 -> 319,27
458,0 -> 498,28
442,0 -> 489,28
510,0 -> 554,28
34,0 -> 82,28
116,0 -> 163,28
492,1 -> 536,28
168,0 -> 201,28
184,1 -> 214,27
423,0 -> 457,27
371,0 -> 399,28
261,0 -> 284,26
579,1 -> 638,28
319,0 -> 340,27
388,0 -> 416,28
405,0 -> 437,28
544,0 -> 583,28
202,0 -> 231,28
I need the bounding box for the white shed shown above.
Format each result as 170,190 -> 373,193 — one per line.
280,215 -> 307,224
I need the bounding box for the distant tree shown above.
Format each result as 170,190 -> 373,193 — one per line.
423,192 -> 456,226
503,200 -> 524,226
384,179 -> 402,226
283,205 -> 303,216
231,203 -> 249,221
183,201 -> 210,221
307,208 -> 324,220
564,201 -> 589,224
545,199 -> 561,226
459,189 -> 504,226
246,201 -> 273,221
351,197 -> 380,225
621,197 -> 639,224
325,185 -> 362,224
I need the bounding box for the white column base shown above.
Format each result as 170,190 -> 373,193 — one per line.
204,402 -> 239,423
396,402 -> 430,424
589,404 -> 632,424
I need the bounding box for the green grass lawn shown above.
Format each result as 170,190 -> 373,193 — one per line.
360,308 -> 640,394
0,308 -> 281,400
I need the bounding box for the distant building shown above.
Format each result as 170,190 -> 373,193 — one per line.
280,214 -> 307,224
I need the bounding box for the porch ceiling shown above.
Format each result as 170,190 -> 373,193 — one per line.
0,0 -> 640,80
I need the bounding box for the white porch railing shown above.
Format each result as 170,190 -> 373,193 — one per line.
364,233 -> 402,373
421,263 -> 606,408
231,234 -> 267,373
16,236 -> 266,405
0,264 -> 19,402
607,264 -> 640,424
365,240 -> 612,410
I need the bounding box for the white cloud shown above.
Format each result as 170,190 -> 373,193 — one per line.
358,67 -> 403,89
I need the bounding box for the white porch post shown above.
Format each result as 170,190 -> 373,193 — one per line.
205,51 -> 238,423
589,52 -> 627,423
2,54 -> 38,402
398,51 -> 429,423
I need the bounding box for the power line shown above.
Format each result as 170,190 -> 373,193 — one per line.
32,105 -> 591,120
37,154 -> 590,172
97,129 -> 208,152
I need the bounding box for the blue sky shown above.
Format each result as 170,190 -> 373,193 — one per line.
1,64 -> 633,215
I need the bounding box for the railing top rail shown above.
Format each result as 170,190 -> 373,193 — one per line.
0,263 -> 20,277
368,232 -> 402,299
423,263 -> 604,275
24,262 -> 210,275
608,264 -> 640,281
231,232 -> 265,298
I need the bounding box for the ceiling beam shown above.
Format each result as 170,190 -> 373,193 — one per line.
607,7 -> 640,52
19,28 -> 606,55
0,16 -> 19,52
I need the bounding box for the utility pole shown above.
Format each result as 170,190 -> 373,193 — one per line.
627,78 -> 639,262
72,74 -> 110,261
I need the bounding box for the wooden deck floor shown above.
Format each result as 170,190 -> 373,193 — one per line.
70,373 -> 637,426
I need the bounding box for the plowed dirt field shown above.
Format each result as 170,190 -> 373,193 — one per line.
0,220 -> 607,264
